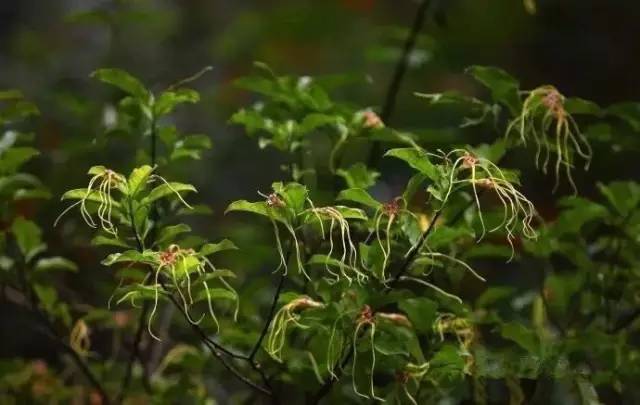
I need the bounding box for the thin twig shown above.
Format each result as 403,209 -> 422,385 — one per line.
116,196 -> 150,403
388,209 -> 442,288
116,304 -> 150,403
3,286 -> 111,404
380,0 -> 432,123
250,272 -> 287,361
145,304 -> 175,379
160,276 -> 279,401
310,207 -> 443,404
368,0 -> 432,166
45,323 -> 111,403
118,111 -> 158,402
165,292 -> 272,396
310,186 -> 479,404
307,334 -> 358,404
610,309 -> 640,333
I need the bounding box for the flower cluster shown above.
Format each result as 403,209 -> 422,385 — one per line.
266,296 -> 325,361
55,167 -> 126,235
440,149 -> 537,259
507,85 -> 592,192
307,202 -> 368,284
114,244 -> 237,341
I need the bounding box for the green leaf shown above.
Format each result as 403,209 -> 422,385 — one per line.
199,269 -> 237,281
115,284 -> 166,305
466,244 -> 514,260
10,217 -> 44,260
385,148 -> 438,180
0,173 -> 42,193
225,200 -> 286,223
102,250 -> 151,266
0,173 -> 49,200
87,165 -> 107,176
307,254 -> 351,269
299,113 -> 342,133
170,148 -> 201,161
229,108 -> 271,135
34,257 -> 78,273
430,344 -> 466,377
141,182 -> 196,206
13,188 -> 51,200
0,147 -> 39,174
225,200 -> 288,224
544,273 -> 584,316
199,239 -> 239,256
0,100 -> 39,122
337,188 -> 381,209
154,88 -> 200,116
597,181 -> 640,217
552,197 -> 608,236
0,89 -> 24,100
607,102 -> 640,131
91,235 -> 131,249
427,225 -> 473,250
176,204 -> 213,216
194,287 -> 238,303
470,140 -> 508,163
178,134 -> 212,150
172,255 -> 201,276
501,322 -> 539,353
274,182 -> 308,214
336,163 -> 380,189
398,297 -> 437,334
169,134 -> 213,161
158,125 -> 178,148
332,206 -> 368,221
33,284 -> 58,313
127,165 -> 154,197
303,206 -> 367,225
115,267 -> 147,282
564,97 -> 601,115
403,173 -> 427,202
466,65 -> 521,115
475,286 -> 516,308
91,68 -> 149,100
155,224 -> 191,247
61,189 -> 122,209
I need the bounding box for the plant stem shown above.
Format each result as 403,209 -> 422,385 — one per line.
116,305 -> 151,403
369,0 -> 432,166
165,292 -> 273,397
380,0 -> 432,123
250,271 -> 287,361
309,208 -> 441,404
5,283 -> 111,404
310,190 -> 485,403
45,321 -> 111,403
388,209 -> 442,288
118,112 -> 158,403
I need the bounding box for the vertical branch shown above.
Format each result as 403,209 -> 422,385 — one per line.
368,0 -> 432,166
310,194 -> 479,403
380,0 -> 432,124
117,112 -> 157,402
308,4 -> 438,403
388,209 -> 441,288
249,272 -> 286,361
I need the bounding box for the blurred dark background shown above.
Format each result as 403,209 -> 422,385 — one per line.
1,0 -> 639,362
